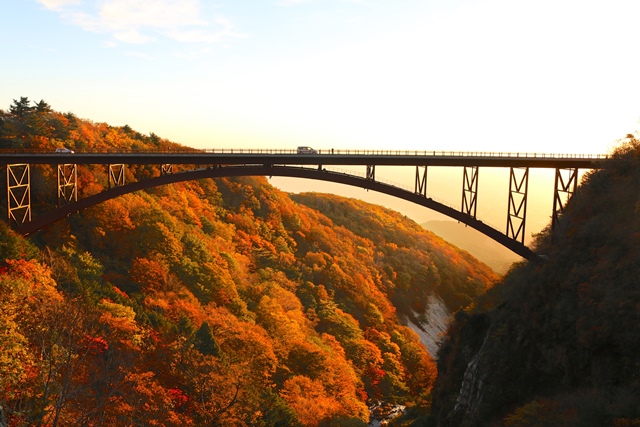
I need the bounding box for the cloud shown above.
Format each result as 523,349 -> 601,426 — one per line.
275,0 -> 313,6
37,0 -> 246,46
100,0 -> 206,30
166,16 -> 248,43
124,51 -> 156,60
37,0 -> 80,12
114,29 -> 154,44
275,0 -> 364,5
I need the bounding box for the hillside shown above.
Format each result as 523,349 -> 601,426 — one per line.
431,139 -> 640,426
0,97 -> 498,426
291,195 -> 497,315
421,221 -> 522,275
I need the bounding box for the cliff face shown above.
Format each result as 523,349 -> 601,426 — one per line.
431,139 -> 640,426
405,295 -> 451,358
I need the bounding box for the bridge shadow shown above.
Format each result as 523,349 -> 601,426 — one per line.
19,165 -> 538,260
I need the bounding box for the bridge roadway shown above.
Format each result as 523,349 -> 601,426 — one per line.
0,149 -> 608,168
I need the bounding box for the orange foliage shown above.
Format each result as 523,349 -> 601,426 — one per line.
281,376 -> 343,426
0,103 -> 505,425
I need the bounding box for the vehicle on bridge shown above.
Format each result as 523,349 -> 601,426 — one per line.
55,147 -> 74,153
297,146 -> 317,154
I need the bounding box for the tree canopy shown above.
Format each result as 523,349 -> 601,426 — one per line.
0,98 -> 498,426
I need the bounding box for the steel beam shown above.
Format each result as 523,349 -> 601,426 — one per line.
108,164 -> 126,189
506,167 -> 529,243
552,167 -> 578,230
7,164 -> 31,227
415,166 -> 427,196
462,166 -> 479,218
57,164 -> 77,206
161,164 -> 173,175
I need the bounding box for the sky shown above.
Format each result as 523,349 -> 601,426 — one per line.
2,0 -> 639,154
1,0 -> 640,242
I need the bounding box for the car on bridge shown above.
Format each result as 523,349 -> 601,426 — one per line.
297,146 -> 317,154
55,147 -> 74,153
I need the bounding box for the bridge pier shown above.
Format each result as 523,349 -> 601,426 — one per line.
7,164 -> 31,227
506,167 -> 529,243
108,164 -> 126,189
415,166 -> 428,196
57,164 -> 77,206
366,165 -> 375,181
461,166 -> 479,218
552,167 -> 578,230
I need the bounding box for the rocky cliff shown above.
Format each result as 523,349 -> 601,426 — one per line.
431,139 -> 640,426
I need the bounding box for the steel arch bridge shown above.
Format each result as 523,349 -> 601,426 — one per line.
1,149 -> 609,260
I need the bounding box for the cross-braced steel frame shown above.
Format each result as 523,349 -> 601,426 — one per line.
415,166 -> 427,196
462,166 -> 479,218
506,167 -> 529,244
57,164 -> 77,206
7,164 -> 31,227
552,167 -> 578,230
366,165 -> 375,181
108,164 -> 126,189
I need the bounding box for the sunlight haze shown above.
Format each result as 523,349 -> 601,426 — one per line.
2,0 -> 638,154
2,0 -> 639,242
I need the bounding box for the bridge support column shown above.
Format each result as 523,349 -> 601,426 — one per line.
7,164 -> 31,227
415,166 -> 427,196
552,167 -> 578,230
461,166 -> 479,218
366,165 -> 375,181
57,164 -> 77,206
506,167 -> 529,244
108,164 -> 126,189
161,164 -> 173,175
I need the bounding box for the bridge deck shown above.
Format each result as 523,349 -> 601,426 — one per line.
0,150 -> 608,168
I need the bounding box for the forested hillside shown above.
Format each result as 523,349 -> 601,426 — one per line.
291,195 -> 497,315
0,97 -> 497,426
431,138 -> 640,426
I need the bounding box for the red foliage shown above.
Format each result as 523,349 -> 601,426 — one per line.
82,334 -> 109,355
169,388 -> 190,412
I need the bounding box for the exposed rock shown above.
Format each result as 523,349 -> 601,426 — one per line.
405,294 -> 451,357
452,328 -> 490,421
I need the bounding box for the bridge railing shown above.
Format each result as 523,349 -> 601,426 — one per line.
0,148 -> 610,159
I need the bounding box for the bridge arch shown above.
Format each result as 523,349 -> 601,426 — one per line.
19,165 -> 538,260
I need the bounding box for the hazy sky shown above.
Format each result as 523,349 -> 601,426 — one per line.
2,0 -> 639,154
2,0 -> 639,243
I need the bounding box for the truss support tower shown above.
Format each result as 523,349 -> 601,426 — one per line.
462,166 -> 479,218
7,164 -> 31,227
506,167 -> 529,244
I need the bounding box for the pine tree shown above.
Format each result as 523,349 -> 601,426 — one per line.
9,97 -> 33,118
193,321 -> 221,357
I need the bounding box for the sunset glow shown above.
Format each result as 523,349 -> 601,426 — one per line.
1,0 -> 638,154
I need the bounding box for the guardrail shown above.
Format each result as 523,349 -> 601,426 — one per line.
0,148 -> 610,159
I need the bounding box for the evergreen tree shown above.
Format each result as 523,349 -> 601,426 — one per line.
193,321 -> 221,357
34,99 -> 52,113
9,97 -> 33,118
